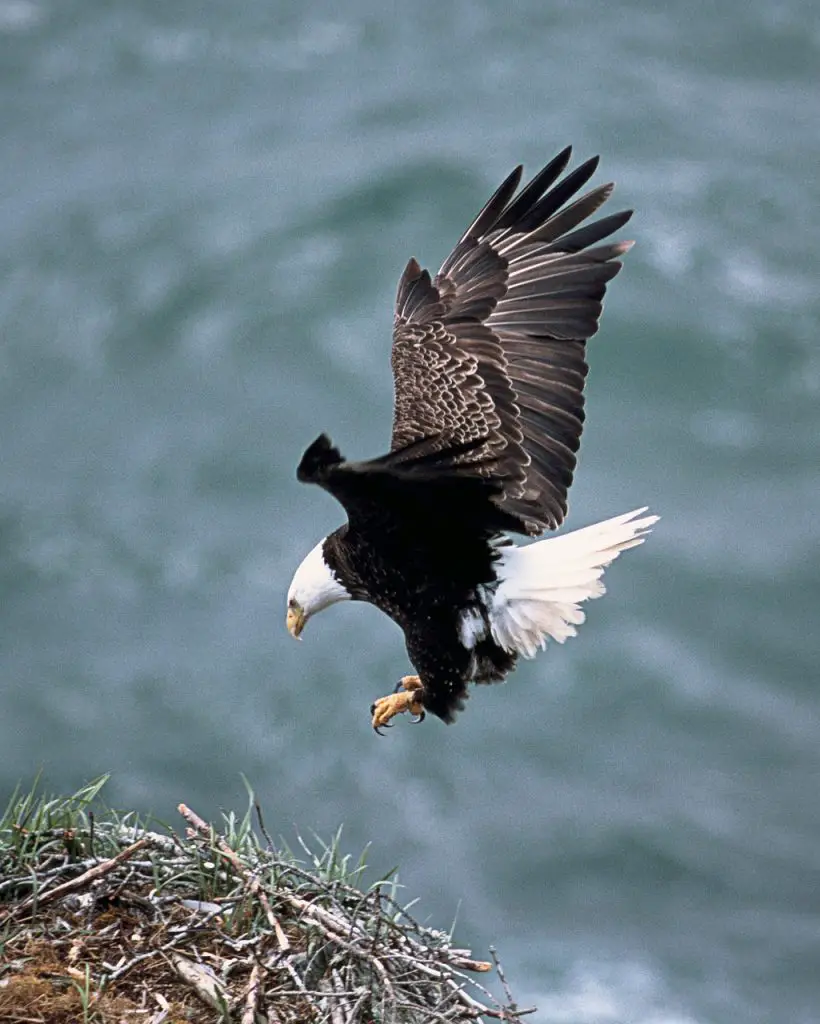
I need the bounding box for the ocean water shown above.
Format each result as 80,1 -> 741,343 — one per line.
2,2 -> 819,1020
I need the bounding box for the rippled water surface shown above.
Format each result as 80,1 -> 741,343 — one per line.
3,2 -> 820,1020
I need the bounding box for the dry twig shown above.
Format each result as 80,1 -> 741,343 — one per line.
9,836 -> 151,917
179,802 -> 290,952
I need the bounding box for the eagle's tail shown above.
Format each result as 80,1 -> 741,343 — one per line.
488,508 -> 658,658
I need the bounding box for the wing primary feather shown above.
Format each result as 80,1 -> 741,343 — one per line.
491,145 -> 574,232
516,156 -> 601,232
501,183 -> 614,251
458,165 -> 524,243
540,209 -> 633,254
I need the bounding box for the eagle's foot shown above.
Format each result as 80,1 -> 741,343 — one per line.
371,675 -> 425,735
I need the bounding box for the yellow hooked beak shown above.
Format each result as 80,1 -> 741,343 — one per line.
286,602 -> 305,639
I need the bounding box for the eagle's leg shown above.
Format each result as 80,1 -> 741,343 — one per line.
371,675 -> 425,734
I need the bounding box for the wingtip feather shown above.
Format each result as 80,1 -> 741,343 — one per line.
297,434 -> 344,482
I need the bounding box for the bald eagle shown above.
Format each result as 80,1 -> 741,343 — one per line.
286,147 -> 657,732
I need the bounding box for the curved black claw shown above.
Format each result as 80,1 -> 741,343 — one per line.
371,703 -> 394,737
410,709 -> 426,724
393,680 -> 405,694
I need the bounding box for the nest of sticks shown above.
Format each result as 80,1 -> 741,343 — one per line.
0,779 -> 534,1023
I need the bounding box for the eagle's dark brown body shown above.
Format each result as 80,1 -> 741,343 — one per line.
313,448 -> 518,721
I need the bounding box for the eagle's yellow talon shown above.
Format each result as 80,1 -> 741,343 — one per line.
371,676 -> 425,733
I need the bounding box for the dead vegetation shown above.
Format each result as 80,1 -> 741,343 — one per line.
0,777 -> 533,1023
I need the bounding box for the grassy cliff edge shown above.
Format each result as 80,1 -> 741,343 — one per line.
0,777 -> 533,1023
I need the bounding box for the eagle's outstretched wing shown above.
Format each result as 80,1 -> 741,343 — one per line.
390,147 -> 632,535
296,433 -> 523,542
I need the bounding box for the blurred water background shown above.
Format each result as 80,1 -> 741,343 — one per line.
3,1 -> 820,1020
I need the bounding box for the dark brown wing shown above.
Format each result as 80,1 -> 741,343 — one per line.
390,147 -> 633,535
296,433 -> 524,540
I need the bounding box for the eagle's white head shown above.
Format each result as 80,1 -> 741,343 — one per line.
286,538 -> 350,638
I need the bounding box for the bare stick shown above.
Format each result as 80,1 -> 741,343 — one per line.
490,944 -> 516,1009
254,798 -> 276,852
452,954 -> 492,972
178,802 -> 290,951
241,962 -> 262,1024
168,952 -> 229,1012
14,836 -> 151,914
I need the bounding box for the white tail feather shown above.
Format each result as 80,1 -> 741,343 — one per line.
489,508 -> 658,658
